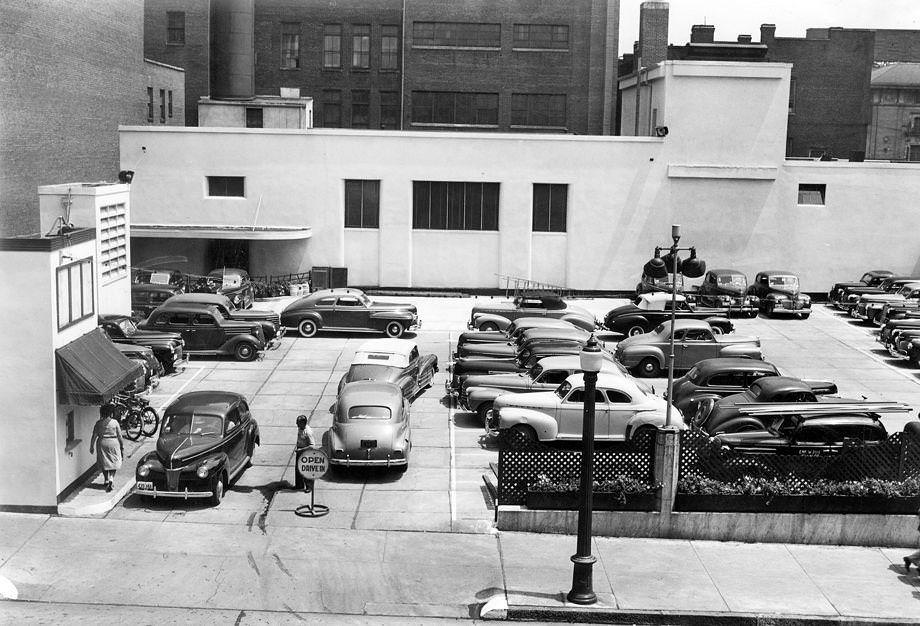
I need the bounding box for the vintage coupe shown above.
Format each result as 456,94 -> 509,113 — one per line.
139,303 -> 266,361
131,283 -> 183,320
747,271 -> 811,318
486,373 -> 684,444
693,269 -> 759,317
827,270 -> 894,309
835,276 -> 917,313
281,288 -> 419,338
614,319 -> 762,378
162,292 -> 284,344
325,381 -> 411,470
467,292 -> 597,332
710,414 -> 890,455
113,343 -> 163,391
671,358 -> 838,422
199,267 -> 255,310
337,338 -> 438,399
133,391 -> 260,504
603,292 -> 734,337
853,282 -> 920,324
636,272 -> 684,296
457,326 -> 589,359
99,313 -> 186,373
455,317 -> 575,352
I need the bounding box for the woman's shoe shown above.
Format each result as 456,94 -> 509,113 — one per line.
905,557 -> 912,574
106,483 -> 113,493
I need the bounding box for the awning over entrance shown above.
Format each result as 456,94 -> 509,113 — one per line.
132,224 -> 313,240
56,328 -> 143,405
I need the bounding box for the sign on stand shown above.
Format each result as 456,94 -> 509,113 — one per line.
295,447 -> 330,517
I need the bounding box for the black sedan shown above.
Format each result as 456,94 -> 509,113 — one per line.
133,391 -> 260,505
710,414 -> 889,456
604,292 -> 734,337
98,314 -> 186,373
281,288 -> 420,338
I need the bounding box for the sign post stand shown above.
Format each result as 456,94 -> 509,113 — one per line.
294,447 -> 330,518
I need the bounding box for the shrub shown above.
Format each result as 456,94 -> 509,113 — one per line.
529,474 -> 661,504
677,474 -> 920,498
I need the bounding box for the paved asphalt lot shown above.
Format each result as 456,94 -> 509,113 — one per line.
3,296 -> 920,622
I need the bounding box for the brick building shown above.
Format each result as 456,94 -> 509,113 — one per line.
0,1 -> 184,237
143,0 -> 619,134
866,63 -> 920,161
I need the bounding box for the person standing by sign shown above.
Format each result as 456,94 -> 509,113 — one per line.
294,414 -> 315,491
89,404 -> 125,492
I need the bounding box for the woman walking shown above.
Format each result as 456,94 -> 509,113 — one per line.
89,404 -> 125,492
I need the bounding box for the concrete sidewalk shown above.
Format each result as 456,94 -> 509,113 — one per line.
57,437 -> 153,517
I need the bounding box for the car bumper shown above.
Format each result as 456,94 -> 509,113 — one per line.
329,456 -> 407,467
266,329 -> 284,350
772,304 -> 811,316
132,482 -> 214,499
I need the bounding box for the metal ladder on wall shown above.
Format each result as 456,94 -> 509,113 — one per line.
493,273 -> 572,299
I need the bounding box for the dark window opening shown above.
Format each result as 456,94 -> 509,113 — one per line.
413,22 -> 500,48
351,90 -> 369,128
532,183 -> 567,232
513,24 -> 569,49
411,91 -> 498,125
147,87 -> 154,122
323,90 -> 342,127
282,23 -> 301,69
412,181 -> 499,231
511,93 -> 566,127
167,11 -> 185,45
380,91 -> 399,129
159,89 -> 166,123
246,107 -> 263,128
797,183 -> 826,206
208,176 -> 245,197
168,90 -> 173,118
324,24 -> 342,68
344,180 -> 380,228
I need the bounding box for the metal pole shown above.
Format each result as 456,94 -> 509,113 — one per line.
568,368 -> 598,605
665,230 -> 679,429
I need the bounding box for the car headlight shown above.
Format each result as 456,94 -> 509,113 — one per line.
196,465 -> 210,479
137,464 -> 150,477
801,295 -> 811,303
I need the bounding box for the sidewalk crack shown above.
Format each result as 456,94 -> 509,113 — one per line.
689,540 -> 731,612
784,543 -> 841,616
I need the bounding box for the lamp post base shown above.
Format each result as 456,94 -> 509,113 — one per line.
567,554 -> 597,605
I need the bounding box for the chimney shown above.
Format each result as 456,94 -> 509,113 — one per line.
737,34 -> 752,44
760,23 -> 776,43
690,24 -> 715,43
638,1 -> 669,68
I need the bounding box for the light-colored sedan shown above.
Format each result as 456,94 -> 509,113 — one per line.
486,373 -> 684,444
325,381 -> 411,470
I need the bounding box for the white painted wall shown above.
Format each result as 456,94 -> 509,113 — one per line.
199,100 -> 313,129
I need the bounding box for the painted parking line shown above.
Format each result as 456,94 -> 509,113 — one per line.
153,365 -> 205,413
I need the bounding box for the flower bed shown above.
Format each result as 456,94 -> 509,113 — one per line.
526,474 -> 661,511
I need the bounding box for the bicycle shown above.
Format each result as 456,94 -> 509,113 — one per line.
111,392 -> 160,441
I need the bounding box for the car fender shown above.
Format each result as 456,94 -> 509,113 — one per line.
703,316 -> 733,333
369,310 -> 415,322
284,310 -> 323,328
718,345 -> 762,359
561,313 -> 596,331
198,451 -> 231,476
625,410 -> 679,437
607,313 -> 648,332
619,345 -> 665,368
710,417 -> 765,435
222,333 -> 266,352
472,313 -> 512,331
497,407 -> 559,440
466,387 -> 505,411
681,392 -> 723,419
248,422 -> 260,447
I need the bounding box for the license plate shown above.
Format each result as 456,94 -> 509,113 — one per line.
782,301 -> 793,309
136,481 -> 154,490
360,439 -> 377,448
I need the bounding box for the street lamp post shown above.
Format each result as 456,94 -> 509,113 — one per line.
643,225 -> 706,427
567,334 -> 603,605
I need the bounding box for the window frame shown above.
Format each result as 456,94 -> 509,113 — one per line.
381,25 -> 400,71
168,90 -> 173,118
412,21 -> 501,49
412,181 -> 500,231
159,89 -> 166,123
344,179 -> 380,229
379,91 -> 399,129
245,107 -> 263,128
512,23 -> 570,50
147,87 -> 154,123
351,24 -> 370,69
511,93 -> 566,128
323,24 -> 343,69
411,91 -> 498,127
206,176 -> 246,198
281,22 -> 302,69
532,183 -> 568,233
166,11 -> 185,45
56,257 -> 94,331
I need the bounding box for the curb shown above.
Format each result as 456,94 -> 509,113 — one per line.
57,478 -> 136,517
505,606 -> 920,625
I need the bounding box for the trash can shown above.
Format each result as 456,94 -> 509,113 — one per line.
330,267 -> 348,289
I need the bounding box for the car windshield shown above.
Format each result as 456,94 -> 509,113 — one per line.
529,364 -> 544,380
161,413 -> 223,437
346,405 -> 391,420
555,380 -> 572,400
117,318 -> 137,334
653,323 -> 666,334
360,294 -> 372,306
769,275 -> 798,288
718,274 -> 747,288
347,364 -> 399,381
896,286 -> 915,297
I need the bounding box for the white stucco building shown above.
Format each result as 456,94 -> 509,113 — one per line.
121,61 -> 920,291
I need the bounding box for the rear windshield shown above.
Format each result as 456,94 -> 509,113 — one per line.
347,405 -> 391,420
347,364 -> 398,382
718,274 -> 747,288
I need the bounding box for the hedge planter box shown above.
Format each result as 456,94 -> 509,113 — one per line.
675,493 -> 920,514
526,491 -> 658,511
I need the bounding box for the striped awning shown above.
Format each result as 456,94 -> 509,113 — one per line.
56,328 -> 143,405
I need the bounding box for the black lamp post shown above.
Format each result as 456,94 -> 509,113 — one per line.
567,334 -> 603,605
643,225 -> 706,427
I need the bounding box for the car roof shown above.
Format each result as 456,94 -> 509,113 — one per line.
707,269 -> 746,276
639,292 -> 687,305
536,355 -> 622,373
338,380 -> 404,410
750,376 -> 812,395
866,270 -> 894,276
693,358 -> 779,375
758,270 -> 797,276
208,267 -> 248,277
563,372 -> 644,394
352,339 -> 415,367
166,391 -> 245,416
152,302 -> 219,315
162,293 -> 230,306
662,319 -> 712,331
521,327 -> 587,340
304,288 -> 366,300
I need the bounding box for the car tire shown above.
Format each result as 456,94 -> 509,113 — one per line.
385,321 -> 405,338
209,473 -> 225,506
476,402 -> 493,425
800,313 -> 811,320
627,325 -> 645,337
234,341 -> 257,362
480,322 -> 500,332
510,424 -> 538,443
637,357 -> 661,378
298,319 -> 318,338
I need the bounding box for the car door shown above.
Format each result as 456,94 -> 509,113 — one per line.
192,312 -> 223,351
703,371 -> 748,398
678,328 -> 715,369
334,295 -> 368,328
557,387 -> 609,438
517,298 -> 546,320
605,389 -> 636,439
166,312 -> 197,348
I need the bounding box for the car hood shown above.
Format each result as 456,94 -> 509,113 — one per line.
860,294 -> 905,303
451,358 -> 525,376
715,335 -> 760,346
458,331 -> 507,344
228,308 -> 278,320
332,422 -> 398,449
156,433 -> 223,466
494,390 -> 559,411
705,284 -> 746,296
459,343 -> 517,358
766,287 -> 801,298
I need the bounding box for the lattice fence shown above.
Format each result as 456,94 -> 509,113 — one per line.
678,429 -> 920,487
496,429 -> 654,505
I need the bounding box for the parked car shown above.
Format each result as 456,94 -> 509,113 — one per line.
113,343 -> 162,392
281,288 -> 420,338
132,267 -> 186,289
457,326 -> 590,359
139,303 -> 266,361
133,391 -> 260,504
325,381 -> 411,470
636,272 -> 684,296
99,313 -> 186,373
161,292 -> 284,344
486,373 -> 684,444
614,319 -> 762,378
879,317 -> 920,347
710,414 -> 890,456
827,270 -> 893,309
455,317 -> 575,353
836,276 -> 918,313
131,283 -> 183,320
693,269 -> 759,317
603,292 -> 734,337
747,271 -> 811,318
853,282 -> 920,324
877,302 -> 920,326
337,338 -> 438,399
458,355 -> 633,422
671,358 -> 838,422
467,292 -> 597,332
197,268 -> 255,309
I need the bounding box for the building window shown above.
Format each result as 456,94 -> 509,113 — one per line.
411,91 -> 498,126
159,89 -> 166,123
66,410 -> 75,446
168,90 -> 173,118
908,145 -> 920,162
532,184 -> 567,232
381,25 -> 399,70
513,24 -> 569,49
789,77 -> 796,114
511,93 -> 566,127
351,90 -> 370,128
99,203 -> 128,282
147,87 -> 154,122
207,176 -> 245,197
245,107 -> 263,128
323,90 -> 342,127
412,181 -> 499,230
352,24 -> 370,69
324,24 -> 342,68
380,91 -> 399,129
908,114 -> 920,137
797,183 -> 826,206
344,180 -> 380,228
281,22 -> 301,69
167,11 -> 185,45
57,258 -> 94,330
413,22 -> 500,48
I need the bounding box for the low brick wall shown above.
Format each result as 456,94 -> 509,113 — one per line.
497,507 -> 919,547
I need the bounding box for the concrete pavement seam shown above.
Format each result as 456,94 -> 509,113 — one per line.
688,540 -> 731,613
783,542 -> 842,618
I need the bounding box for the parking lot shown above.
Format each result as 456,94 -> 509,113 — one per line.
107,296 -> 920,532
